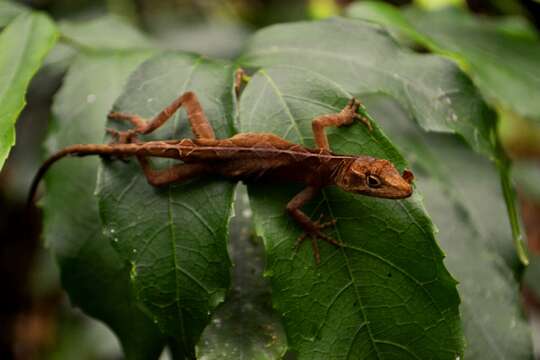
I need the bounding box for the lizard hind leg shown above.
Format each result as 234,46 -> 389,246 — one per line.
294,214 -> 339,263
286,186 -> 342,264
137,156 -> 209,187
108,91 -> 216,142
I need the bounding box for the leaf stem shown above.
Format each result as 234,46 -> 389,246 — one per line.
496,139 -> 529,266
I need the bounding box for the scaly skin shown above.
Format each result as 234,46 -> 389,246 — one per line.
29,91 -> 413,264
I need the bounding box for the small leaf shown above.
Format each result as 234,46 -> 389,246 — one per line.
239,66 -> 464,359
0,12 -> 58,170
367,94 -> 533,359
42,50 -> 166,359
59,15 -> 153,50
43,15 -> 155,77
97,53 -> 236,357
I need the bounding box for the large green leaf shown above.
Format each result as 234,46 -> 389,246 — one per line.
240,15 -> 528,266
42,51 -> 166,359
238,66 -> 463,359
97,53 -> 236,358
347,3 -> 532,267
240,17 -> 495,159
366,94 -> 532,359
0,12 -> 57,170
347,2 -> 540,122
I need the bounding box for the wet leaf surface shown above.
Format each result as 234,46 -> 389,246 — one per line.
97,53 -> 236,357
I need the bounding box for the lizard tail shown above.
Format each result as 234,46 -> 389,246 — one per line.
27,144 -> 130,208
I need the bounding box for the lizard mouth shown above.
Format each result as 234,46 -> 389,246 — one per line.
385,187 -> 413,199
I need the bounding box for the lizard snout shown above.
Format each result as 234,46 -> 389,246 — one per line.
380,166 -> 414,199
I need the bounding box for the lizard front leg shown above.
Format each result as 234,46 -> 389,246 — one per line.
286,186 -> 341,264
311,97 -> 372,152
108,91 -> 215,142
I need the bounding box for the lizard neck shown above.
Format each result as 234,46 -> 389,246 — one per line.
328,157 -> 355,186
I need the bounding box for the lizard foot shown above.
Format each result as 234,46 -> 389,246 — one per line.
347,97 -> 373,132
294,215 -> 341,264
106,128 -> 138,144
107,111 -> 148,143
103,128 -> 138,162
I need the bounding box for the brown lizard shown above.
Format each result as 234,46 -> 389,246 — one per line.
29,91 -> 414,263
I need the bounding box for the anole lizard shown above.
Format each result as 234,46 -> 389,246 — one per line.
29,91 -> 414,263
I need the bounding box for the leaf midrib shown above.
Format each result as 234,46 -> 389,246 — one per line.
167,55 -> 203,351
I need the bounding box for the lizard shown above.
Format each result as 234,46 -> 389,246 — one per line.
28,91 -> 414,264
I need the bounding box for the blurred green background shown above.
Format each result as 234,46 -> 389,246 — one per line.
1,0 -> 540,359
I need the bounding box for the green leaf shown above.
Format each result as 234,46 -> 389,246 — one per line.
238,66 -> 463,358
0,12 -> 57,170
347,2 -> 531,266
197,185 -> 287,359
240,15 -> 528,266
59,15 -> 153,51
42,50 -> 166,359
43,15 -> 155,80
240,17 -> 496,159
97,53 -> 236,357
345,2 -> 435,47
0,0 -> 29,27
348,2 -> 540,121
366,94 -> 532,359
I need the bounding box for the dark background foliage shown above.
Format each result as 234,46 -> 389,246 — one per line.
1,0 -> 540,359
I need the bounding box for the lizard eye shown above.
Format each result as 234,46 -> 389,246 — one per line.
366,174 -> 382,188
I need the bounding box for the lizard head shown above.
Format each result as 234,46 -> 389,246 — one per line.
336,157 -> 414,199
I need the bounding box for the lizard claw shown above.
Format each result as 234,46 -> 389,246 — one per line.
343,97 -> 372,132
347,97 -> 363,111
293,215 -> 341,264
106,127 -> 138,144
354,113 -> 373,132
106,111 -> 147,144
349,98 -> 373,132
106,127 -> 120,138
